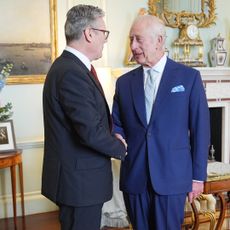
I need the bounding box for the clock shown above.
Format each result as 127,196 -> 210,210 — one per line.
186,24 -> 199,40
172,23 -> 206,67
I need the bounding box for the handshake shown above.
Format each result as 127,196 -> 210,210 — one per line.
115,133 -> 128,153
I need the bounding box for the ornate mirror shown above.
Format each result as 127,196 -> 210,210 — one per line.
148,0 -> 216,67
148,0 -> 216,28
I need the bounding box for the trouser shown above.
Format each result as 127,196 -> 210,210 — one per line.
123,186 -> 187,230
58,203 -> 103,230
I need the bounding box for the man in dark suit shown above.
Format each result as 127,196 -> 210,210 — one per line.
42,5 -> 127,230
112,15 -> 210,229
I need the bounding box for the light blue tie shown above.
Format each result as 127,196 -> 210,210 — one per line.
145,69 -> 158,124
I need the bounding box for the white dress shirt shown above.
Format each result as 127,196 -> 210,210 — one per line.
143,54 -> 167,95
65,46 -> 91,71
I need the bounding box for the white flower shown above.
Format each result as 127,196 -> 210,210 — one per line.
0,63 -> 13,91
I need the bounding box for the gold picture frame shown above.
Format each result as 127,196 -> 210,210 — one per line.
2,0 -> 58,85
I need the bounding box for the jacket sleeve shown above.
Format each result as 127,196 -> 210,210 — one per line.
189,71 -> 210,181
112,79 -> 126,139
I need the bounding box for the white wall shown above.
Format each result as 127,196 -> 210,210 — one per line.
0,0 -> 230,218
0,84 -> 58,218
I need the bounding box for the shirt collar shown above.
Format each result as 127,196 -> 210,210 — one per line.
65,46 -> 91,71
143,54 -> 167,74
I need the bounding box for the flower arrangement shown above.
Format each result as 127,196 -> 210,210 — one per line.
0,102 -> 13,122
0,63 -> 14,121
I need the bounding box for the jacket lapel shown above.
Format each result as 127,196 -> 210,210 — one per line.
62,50 -> 110,124
62,51 -> 105,96
130,67 -> 147,127
151,59 -> 177,122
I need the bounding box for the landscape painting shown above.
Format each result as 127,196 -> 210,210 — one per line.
0,0 -> 57,84
0,43 -> 51,75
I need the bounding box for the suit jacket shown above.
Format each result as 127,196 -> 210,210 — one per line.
42,50 -> 126,207
112,58 -> 210,195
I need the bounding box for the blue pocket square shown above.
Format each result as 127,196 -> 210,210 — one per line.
171,85 -> 185,93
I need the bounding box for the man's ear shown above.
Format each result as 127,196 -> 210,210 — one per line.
157,35 -> 163,44
84,28 -> 93,42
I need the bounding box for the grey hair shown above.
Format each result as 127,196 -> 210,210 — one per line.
133,15 -> 166,43
154,17 -> 167,42
65,4 -> 104,43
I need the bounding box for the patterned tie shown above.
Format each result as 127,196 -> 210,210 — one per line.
145,69 -> 158,124
90,65 -> 104,94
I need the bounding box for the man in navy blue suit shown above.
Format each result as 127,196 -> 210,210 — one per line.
42,5 -> 127,230
112,15 -> 210,229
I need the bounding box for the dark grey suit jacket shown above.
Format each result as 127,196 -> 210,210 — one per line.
42,50 -> 126,207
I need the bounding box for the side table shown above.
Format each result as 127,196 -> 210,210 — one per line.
0,149 -> 25,228
203,161 -> 230,229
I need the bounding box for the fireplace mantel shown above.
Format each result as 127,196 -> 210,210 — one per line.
197,67 -> 230,102
197,67 -> 230,79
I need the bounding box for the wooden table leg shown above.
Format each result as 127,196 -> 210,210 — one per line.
215,192 -> 226,230
18,162 -> 25,216
191,200 -> 200,230
10,165 -> 17,228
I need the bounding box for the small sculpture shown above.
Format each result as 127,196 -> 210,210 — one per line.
209,145 -> 215,161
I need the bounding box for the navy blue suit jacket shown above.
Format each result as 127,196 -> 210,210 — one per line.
112,58 -> 210,195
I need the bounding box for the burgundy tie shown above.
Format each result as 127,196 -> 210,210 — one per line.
90,65 -> 104,94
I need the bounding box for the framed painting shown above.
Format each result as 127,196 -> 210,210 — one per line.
0,120 -> 16,153
0,0 -> 58,85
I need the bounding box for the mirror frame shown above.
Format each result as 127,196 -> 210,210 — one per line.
148,0 -> 216,28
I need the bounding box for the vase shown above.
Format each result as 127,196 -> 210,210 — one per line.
209,34 -> 227,67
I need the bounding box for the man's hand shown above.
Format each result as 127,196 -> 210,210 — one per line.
188,181 -> 204,203
115,133 -> 127,150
